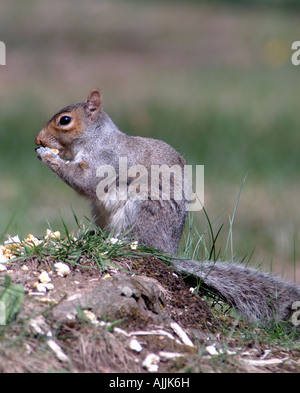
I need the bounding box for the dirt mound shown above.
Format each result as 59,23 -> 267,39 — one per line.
1,255 -> 299,373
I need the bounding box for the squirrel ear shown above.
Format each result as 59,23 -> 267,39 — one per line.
86,88 -> 102,113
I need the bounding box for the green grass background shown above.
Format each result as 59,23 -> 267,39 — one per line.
0,0 -> 299,278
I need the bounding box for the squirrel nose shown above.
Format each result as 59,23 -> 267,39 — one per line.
35,129 -> 45,146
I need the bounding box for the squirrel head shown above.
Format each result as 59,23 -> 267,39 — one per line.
35,89 -> 102,159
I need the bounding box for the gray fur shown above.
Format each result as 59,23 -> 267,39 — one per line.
173,259 -> 300,325
35,90 -> 300,326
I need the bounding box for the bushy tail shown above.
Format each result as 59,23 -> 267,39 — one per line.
172,259 -> 300,325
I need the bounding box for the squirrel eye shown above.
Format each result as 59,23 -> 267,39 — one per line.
58,115 -> 72,126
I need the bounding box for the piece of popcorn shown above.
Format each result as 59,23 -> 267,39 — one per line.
0,248 -> 8,263
142,353 -> 160,372
130,241 -> 138,250
36,298 -> 58,305
4,235 -> 21,245
4,235 -> 22,252
22,265 -> 29,271
2,247 -> 13,260
54,262 -> 70,277
39,271 -> 51,284
51,148 -> 59,155
25,234 -> 43,247
6,249 -> 14,259
33,282 -> 47,292
83,310 -> 98,325
45,229 -> 61,241
129,338 -> 143,353
33,282 -> 54,292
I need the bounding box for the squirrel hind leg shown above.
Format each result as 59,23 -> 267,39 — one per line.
132,199 -> 186,255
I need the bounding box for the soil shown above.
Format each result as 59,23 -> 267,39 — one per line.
0,254 -> 300,373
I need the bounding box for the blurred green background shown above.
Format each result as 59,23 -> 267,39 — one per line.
0,0 -> 299,279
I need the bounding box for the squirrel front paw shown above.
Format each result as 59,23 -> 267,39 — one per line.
35,146 -> 62,168
36,146 -> 59,157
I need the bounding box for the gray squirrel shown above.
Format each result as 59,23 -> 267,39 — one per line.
35,88 -> 300,326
